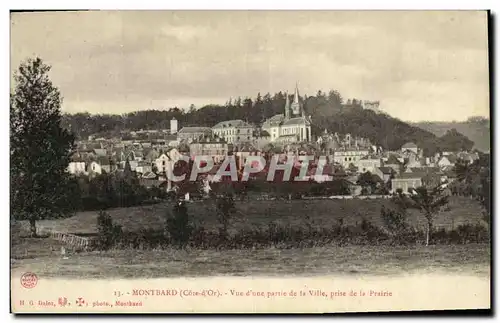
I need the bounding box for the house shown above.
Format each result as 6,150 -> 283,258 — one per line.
374,166 -> 396,183
164,134 -> 180,147
406,167 -> 447,184
154,148 -> 184,174
333,148 -> 370,169
189,136 -> 231,164
437,155 -> 457,167
89,156 -> 117,175
357,156 -> 382,173
144,148 -> 160,163
139,171 -> 166,189
391,173 -> 423,193
345,180 -> 362,196
177,127 -> 212,143
127,150 -> 144,162
391,171 -> 442,193
401,142 -> 419,154
383,154 -> 403,174
119,159 -> 139,171
212,119 -> 254,144
93,148 -> 108,157
456,152 -> 480,164
135,161 -> 153,175
67,159 -> 86,175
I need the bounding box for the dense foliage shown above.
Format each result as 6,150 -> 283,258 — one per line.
414,116 -> 490,152
10,58 -> 77,236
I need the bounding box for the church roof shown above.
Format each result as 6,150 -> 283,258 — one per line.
282,117 -> 310,126
262,114 -> 285,127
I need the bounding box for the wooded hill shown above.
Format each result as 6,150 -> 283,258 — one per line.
61,90 -> 476,157
412,117 -> 490,152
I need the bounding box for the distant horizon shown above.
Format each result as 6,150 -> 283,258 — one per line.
59,105 -> 489,124
11,11 -> 490,123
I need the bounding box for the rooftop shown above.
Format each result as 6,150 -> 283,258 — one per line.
402,142 -> 418,149
212,119 -> 252,129
178,127 -> 212,134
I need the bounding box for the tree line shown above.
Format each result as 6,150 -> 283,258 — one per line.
62,91 -> 474,157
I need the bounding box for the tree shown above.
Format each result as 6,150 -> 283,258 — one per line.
165,200 -> 193,248
123,157 -> 133,179
393,185 -> 449,246
215,192 -> 236,240
10,57 -> 76,236
357,171 -> 378,195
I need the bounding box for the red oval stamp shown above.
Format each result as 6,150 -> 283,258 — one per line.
20,272 -> 38,289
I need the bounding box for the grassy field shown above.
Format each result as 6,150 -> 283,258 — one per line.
21,196 -> 486,236
10,196 -> 489,279
10,239 -> 491,279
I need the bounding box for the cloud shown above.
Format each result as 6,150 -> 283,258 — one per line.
10,10 -> 489,121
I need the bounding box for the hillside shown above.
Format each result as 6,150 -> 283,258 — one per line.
61,90 -> 475,156
413,117 -> 490,152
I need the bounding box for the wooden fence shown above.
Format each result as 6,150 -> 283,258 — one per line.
48,231 -> 96,250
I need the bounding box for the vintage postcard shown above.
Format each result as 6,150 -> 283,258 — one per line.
10,10 -> 491,314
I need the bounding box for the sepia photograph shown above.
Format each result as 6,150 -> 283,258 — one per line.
9,9 -> 491,314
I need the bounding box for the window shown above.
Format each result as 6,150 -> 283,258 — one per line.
344,157 -> 347,161
162,161 -> 165,166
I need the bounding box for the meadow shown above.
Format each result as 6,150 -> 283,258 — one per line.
10,196 -> 490,279
29,196 -> 486,236
10,241 -> 491,279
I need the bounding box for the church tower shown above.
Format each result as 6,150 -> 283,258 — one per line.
290,83 -> 301,116
284,90 -> 290,120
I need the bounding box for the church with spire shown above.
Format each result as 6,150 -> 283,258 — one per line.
261,84 -> 312,143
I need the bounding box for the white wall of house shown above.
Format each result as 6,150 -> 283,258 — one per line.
68,161 -> 86,175
391,178 -> 422,193
438,157 -> 453,167
155,154 -> 171,174
357,158 -> 381,173
89,161 -> 102,174
136,164 -> 153,174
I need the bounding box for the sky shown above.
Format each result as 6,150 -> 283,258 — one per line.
10,10 -> 490,122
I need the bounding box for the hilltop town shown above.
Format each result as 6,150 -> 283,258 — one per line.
67,85 -> 482,198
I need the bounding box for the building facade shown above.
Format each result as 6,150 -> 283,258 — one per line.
333,148 -> 370,169
189,136 -> 231,164
212,119 -> 254,144
177,127 -> 213,143
262,84 -> 312,143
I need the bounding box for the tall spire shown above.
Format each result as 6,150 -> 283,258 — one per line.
284,90 -> 290,119
294,82 -> 300,104
290,82 -> 301,116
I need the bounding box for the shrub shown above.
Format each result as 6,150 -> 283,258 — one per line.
165,200 -> 193,248
216,194 -> 236,240
96,211 -> 123,250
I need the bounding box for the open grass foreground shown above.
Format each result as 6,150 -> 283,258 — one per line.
21,196 -> 486,235
11,237 -> 490,280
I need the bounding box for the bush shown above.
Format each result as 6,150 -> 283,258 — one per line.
96,211 -> 123,250
216,194 -> 236,239
93,209 -> 490,251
